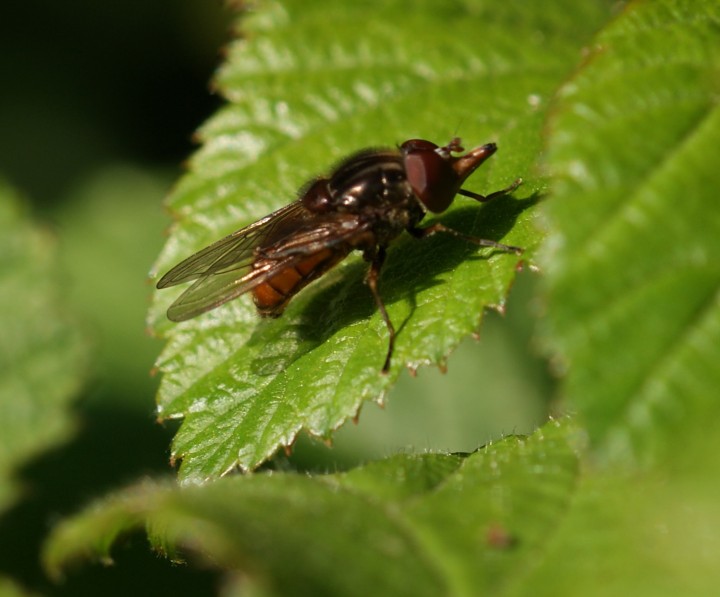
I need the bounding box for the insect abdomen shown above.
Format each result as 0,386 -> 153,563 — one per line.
252,248 -> 348,316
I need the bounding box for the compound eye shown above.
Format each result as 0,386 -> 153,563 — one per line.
402,139 -> 457,213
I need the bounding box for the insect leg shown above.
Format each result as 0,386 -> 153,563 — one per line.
365,246 -> 394,374
408,223 -> 523,255
458,177 -> 523,202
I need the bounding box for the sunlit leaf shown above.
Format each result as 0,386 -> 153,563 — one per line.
148,0 -> 611,479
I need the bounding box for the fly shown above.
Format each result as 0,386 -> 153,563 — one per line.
156,137 -> 523,373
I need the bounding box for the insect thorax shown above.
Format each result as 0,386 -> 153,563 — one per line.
328,149 -> 425,233
329,150 -> 410,208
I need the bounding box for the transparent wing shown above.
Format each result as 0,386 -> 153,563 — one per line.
156,200 -> 310,289
166,253 -> 299,321
161,209 -> 370,322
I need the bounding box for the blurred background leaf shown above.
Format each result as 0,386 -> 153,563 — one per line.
540,0 -> 720,466
532,1 -> 720,595
54,166 -> 169,403
0,183 -> 86,515
43,419 -> 579,596
0,2 -> 228,595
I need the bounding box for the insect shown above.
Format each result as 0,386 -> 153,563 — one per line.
156,137 -> 522,373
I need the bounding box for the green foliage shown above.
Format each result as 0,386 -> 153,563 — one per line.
148,0 -> 609,480
540,0 -> 720,466
0,183 -> 86,513
54,167 -> 169,400
2,0 -> 719,595
44,419 -> 577,596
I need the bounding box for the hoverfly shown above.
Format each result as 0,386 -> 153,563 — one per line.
156,137 -> 522,373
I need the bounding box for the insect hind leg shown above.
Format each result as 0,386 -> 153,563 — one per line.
364,246 -> 395,374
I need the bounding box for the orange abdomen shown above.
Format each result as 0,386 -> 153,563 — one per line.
252,248 -> 347,316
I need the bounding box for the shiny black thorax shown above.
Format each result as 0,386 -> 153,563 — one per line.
302,148 -> 426,249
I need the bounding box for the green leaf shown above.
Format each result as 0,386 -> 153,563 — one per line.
42,426 -> 720,595
43,419 -> 578,595
54,166 -> 169,404
148,0 -> 612,479
0,182 -> 86,513
540,0 -> 720,465
0,577 -> 40,597
514,461 -> 720,597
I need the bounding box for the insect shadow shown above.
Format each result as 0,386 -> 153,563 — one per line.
247,192 -> 539,376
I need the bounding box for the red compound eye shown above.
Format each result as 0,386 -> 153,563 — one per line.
401,138 -> 497,213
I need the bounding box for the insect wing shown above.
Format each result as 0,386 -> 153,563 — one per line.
161,208 -> 369,322
156,200 -> 309,289
166,252 -> 298,321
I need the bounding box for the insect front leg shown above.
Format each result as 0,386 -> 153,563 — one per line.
363,246 -> 394,374
458,177 -> 523,202
408,223 -> 523,255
